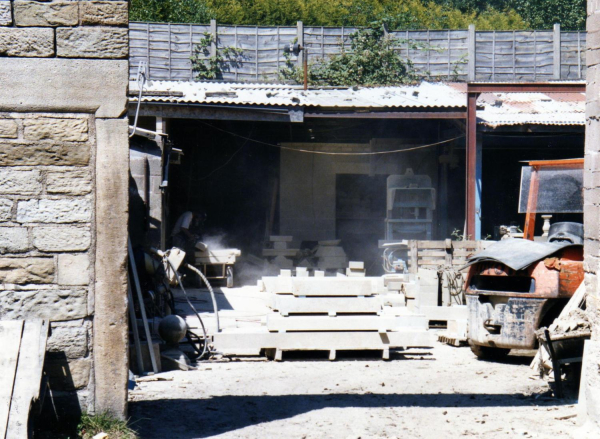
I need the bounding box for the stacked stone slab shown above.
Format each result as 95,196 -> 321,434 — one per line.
262,235 -> 298,269
346,261 -> 366,277
0,0 -> 129,421
215,271 -> 432,360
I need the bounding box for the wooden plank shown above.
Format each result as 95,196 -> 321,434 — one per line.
272,295 -> 382,315
214,328 -> 433,355
266,314 -> 427,332
0,320 -> 24,439
6,320 -> 48,439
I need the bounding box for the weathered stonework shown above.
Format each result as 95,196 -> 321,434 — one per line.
13,1 -> 78,27
0,199 -> 13,221
46,169 -> 92,195
33,226 -> 91,252
45,357 -> 92,390
17,198 -> 92,223
0,227 -> 31,253
24,117 -> 88,142
48,321 -> 89,359
0,169 -> 42,194
58,253 -> 90,286
0,288 -> 87,320
0,0 -> 130,422
57,27 -> 128,59
0,257 -> 55,283
0,143 -> 90,166
0,2 -> 11,26
0,26 -> 54,57
0,119 -> 17,138
80,2 -> 128,26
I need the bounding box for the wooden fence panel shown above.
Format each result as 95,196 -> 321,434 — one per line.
128,22 -> 588,83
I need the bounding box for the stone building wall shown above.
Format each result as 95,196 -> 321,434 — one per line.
582,0 -> 600,432
0,0 -> 129,421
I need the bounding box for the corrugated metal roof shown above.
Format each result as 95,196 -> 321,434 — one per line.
477,91 -> 585,127
131,80 -> 467,108
131,80 -> 586,126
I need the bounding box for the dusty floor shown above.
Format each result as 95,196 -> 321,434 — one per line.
128,340 -> 580,439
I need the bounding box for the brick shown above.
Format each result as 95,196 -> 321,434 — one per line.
33,226 -> 91,252
0,143 -> 90,166
46,169 -> 92,195
45,357 -> 91,390
0,257 -> 54,283
0,199 -> 12,221
0,119 -> 17,138
0,2 -> 11,26
57,27 -> 128,59
80,1 -> 128,26
0,227 -> 30,253
0,27 -> 54,57
17,199 -> 92,223
58,253 -> 90,286
24,117 -> 88,142
48,322 -> 89,359
13,1 -> 78,27
0,169 -> 42,195
0,288 -> 87,320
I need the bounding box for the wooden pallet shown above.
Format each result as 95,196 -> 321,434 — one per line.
0,320 -> 49,439
214,328 -> 433,360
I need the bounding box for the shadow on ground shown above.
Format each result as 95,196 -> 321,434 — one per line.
129,391 -> 573,439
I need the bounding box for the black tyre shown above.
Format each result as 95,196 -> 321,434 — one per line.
470,343 -> 510,361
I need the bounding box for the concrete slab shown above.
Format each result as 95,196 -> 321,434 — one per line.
291,278 -> 374,296
266,314 -> 428,332
272,295 -> 382,315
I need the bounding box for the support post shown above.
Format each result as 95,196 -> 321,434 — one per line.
297,21 -> 304,69
210,19 -> 217,58
553,23 -> 561,80
156,117 -> 167,251
468,24 -> 476,81
475,136 -> 483,240
466,92 -> 479,240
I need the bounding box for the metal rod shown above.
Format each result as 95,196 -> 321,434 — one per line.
128,238 -> 159,373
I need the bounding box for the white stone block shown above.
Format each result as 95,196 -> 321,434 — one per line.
32,226 -> 91,252
17,198 -> 91,223
58,253 -> 90,286
295,267 -> 308,277
0,169 -> 42,195
0,227 -> 30,253
349,261 -> 364,269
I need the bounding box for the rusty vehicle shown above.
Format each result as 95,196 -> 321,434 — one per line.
464,159 -> 584,359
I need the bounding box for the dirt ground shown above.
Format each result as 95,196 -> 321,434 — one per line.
128,340 -> 581,439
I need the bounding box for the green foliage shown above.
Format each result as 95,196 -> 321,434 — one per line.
130,0 -> 585,31
77,412 -> 137,439
280,26 -> 419,87
510,0 -> 586,30
191,33 -> 244,80
130,0 -> 214,23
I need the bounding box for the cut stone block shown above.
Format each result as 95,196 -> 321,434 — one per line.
263,249 -> 298,257
271,295 -> 382,315
349,261 -> 364,270
295,267 -> 308,277
291,278 -> 374,296
346,268 -> 366,277
266,314 -> 427,332
314,270 -> 325,277
279,270 -> 292,278
270,236 -> 293,242
420,305 -> 468,322
213,327 -> 433,356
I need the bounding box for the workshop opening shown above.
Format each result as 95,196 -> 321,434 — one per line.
149,116 -> 584,283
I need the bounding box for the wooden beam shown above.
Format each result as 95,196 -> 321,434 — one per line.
465,92 -> 479,239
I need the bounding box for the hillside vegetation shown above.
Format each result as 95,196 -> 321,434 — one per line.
130,0 -> 585,31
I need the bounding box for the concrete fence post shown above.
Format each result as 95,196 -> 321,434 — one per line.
297,21 -> 304,69
554,23 -> 561,79
210,19 -> 217,58
468,24 -> 476,81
